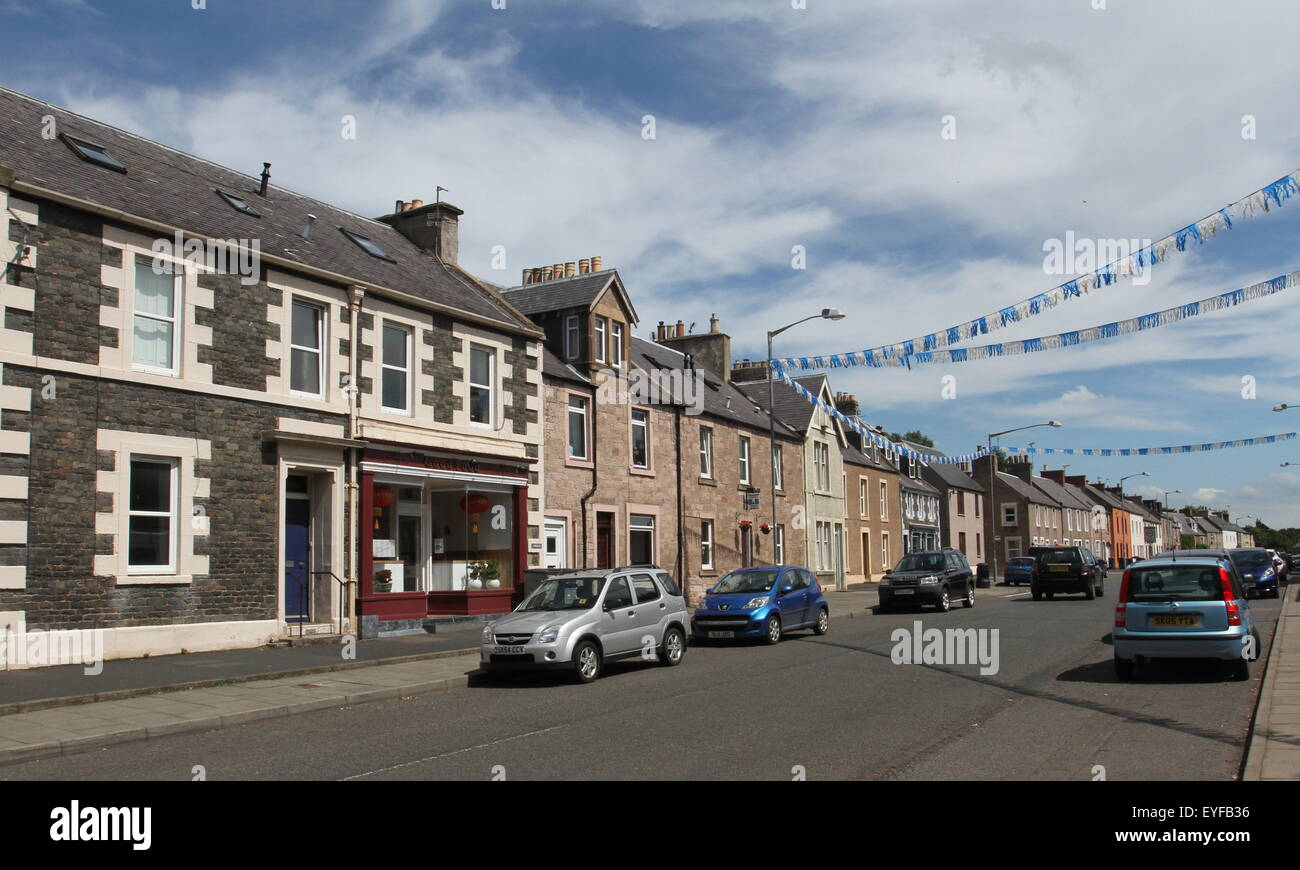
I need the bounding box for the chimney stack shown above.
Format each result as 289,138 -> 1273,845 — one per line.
833,392 -> 859,416
709,313 -> 720,334
376,199 -> 463,264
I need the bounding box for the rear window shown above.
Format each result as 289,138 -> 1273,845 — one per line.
655,571 -> 681,596
1127,565 -> 1224,602
1038,549 -> 1081,565
1010,557 -> 1036,566
1231,551 -> 1271,568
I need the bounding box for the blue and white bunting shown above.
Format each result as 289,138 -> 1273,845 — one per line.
786,270 -> 1297,369
777,170 -> 1300,371
1003,433 -> 1298,457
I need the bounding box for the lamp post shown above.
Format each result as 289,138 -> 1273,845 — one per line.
1118,472 -> 1149,558
1272,403 -> 1300,412
766,308 -> 846,570
1163,489 -> 1182,510
1280,461 -> 1300,467
986,421 -> 1062,585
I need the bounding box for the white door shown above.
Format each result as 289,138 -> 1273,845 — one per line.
544,520 -> 567,569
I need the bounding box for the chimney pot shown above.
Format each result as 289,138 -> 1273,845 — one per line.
709,313 -> 720,334
565,262 -> 576,278
675,320 -> 685,336
410,199 -> 424,210
579,258 -> 591,274
522,268 -> 531,285
591,255 -> 602,272
395,200 -> 405,214
542,266 -> 553,281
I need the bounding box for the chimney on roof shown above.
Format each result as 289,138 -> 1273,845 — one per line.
833,392 -> 859,416
376,199 -> 463,264
1004,454 -> 1034,483
709,313 -> 720,334
730,359 -> 769,383
300,214 -> 317,240
1065,474 -> 1087,488
591,255 -> 602,272
579,258 -> 591,275
659,319 -> 733,381
565,262 -> 576,278
258,162 -> 271,197
1042,469 -> 1065,485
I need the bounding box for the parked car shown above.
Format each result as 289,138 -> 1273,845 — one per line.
1031,545 -> 1106,600
692,565 -> 829,644
878,548 -> 975,612
480,567 -> 689,683
1265,549 -> 1287,583
1229,548 -> 1279,598
1113,554 -> 1260,681
1003,555 -> 1038,586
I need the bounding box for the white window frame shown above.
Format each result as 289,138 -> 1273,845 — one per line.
564,314 -> 580,360
594,316 -> 607,364
380,321 -> 412,414
859,478 -> 868,518
738,436 -> 751,484
699,427 -> 713,479
567,395 -> 589,460
881,532 -> 890,570
630,408 -> 650,469
701,519 -> 714,570
611,322 -> 624,369
1002,503 -> 1018,526
127,456 -> 178,575
879,481 -> 888,519
775,523 -> 785,564
772,444 -> 783,491
468,343 -> 495,428
132,254 -> 183,376
288,298 -> 325,398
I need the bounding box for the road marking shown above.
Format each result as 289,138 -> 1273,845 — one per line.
340,724 -> 566,780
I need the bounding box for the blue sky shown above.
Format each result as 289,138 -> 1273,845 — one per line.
5,0 -> 1300,524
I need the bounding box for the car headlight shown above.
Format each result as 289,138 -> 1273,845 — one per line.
879,577 -> 890,587
743,596 -> 770,609
1262,568 -> 1274,578
481,624 -> 495,644
537,624 -> 560,644
919,575 -> 940,585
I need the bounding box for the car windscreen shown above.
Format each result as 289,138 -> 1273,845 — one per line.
1126,565 -> 1224,602
895,553 -> 944,572
518,576 -> 605,611
1009,557 -> 1036,567
1038,550 -> 1081,564
711,569 -> 778,594
1230,551 -> 1271,568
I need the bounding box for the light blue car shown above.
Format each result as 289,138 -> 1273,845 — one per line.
1113,553 -> 1260,681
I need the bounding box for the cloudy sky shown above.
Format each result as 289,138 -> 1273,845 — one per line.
5,0 -> 1300,524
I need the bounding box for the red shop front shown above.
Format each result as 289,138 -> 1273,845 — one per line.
358,446 -> 530,624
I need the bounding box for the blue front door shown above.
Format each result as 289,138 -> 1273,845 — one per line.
285,498 -> 310,622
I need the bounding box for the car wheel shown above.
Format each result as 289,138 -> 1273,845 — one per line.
963,583 -> 975,608
1045,592 -> 1055,600
572,640 -> 602,683
1084,583 -> 1095,600
764,614 -> 782,645
1114,655 -> 1135,681
658,626 -> 686,666
814,607 -> 830,635
1095,580 -> 1104,598
1031,586 -> 1042,601
936,589 -> 951,612
1231,658 -> 1251,681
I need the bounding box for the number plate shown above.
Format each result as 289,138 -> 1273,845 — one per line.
1050,565 -> 1070,573
894,589 -> 914,595
707,631 -> 733,639
1150,615 -> 1199,627
493,646 -> 528,655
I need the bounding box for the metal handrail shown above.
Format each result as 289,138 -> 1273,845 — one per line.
311,571 -> 355,637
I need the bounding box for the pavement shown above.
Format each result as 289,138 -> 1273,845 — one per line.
1243,581 -> 1300,780
0,580 -> 1292,778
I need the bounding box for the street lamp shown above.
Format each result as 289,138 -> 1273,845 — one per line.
1273,403 -> 1299,411
986,420 -> 1063,585
1118,471 -> 1149,495
766,308 -> 846,574
1281,461 -> 1300,467
1162,489 -> 1181,510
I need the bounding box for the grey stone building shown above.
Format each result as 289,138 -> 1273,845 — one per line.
0,87 -> 545,664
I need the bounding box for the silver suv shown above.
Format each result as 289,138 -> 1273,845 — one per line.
480,567 -> 689,683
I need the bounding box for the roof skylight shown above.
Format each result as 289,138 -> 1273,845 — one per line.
61,135 -> 125,173
215,188 -> 261,217
339,227 -> 394,262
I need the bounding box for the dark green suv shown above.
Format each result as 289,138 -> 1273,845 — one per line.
1031,546 -> 1106,600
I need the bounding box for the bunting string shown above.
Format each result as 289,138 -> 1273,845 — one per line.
776,170 -> 1300,371
812,270 -> 1298,369
1003,432 -> 1298,457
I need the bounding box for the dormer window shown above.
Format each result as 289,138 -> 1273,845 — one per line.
340,228 -> 394,262
215,188 -> 261,217
62,134 -> 125,173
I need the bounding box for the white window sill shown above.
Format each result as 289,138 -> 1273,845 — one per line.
118,574 -> 192,586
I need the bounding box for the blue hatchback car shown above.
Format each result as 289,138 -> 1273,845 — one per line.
692,566 -> 829,645
1229,548 -> 1279,598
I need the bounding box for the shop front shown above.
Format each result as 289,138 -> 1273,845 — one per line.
358,446 -> 529,630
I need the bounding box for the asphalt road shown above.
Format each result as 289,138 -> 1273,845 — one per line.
2,584 -> 1282,781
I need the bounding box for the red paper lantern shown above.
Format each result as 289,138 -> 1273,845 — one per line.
459,493 -> 490,513
373,487 -> 396,508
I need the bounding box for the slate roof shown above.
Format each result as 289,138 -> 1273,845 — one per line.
541,346 -> 590,386
1082,484 -> 1126,512
908,443 -> 984,493
627,337 -> 801,439
498,270 -> 625,317
0,86 -> 537,335
734,374 -> 829,435
997,472 -> 1055,505
1033,475 -> 1090,511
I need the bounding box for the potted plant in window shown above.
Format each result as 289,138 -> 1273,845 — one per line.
467,560 -> 501,590
374,568 -> 393,594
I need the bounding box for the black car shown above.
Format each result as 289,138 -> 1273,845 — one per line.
1031,545 -> 1106,600
878,548 -> 975,612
